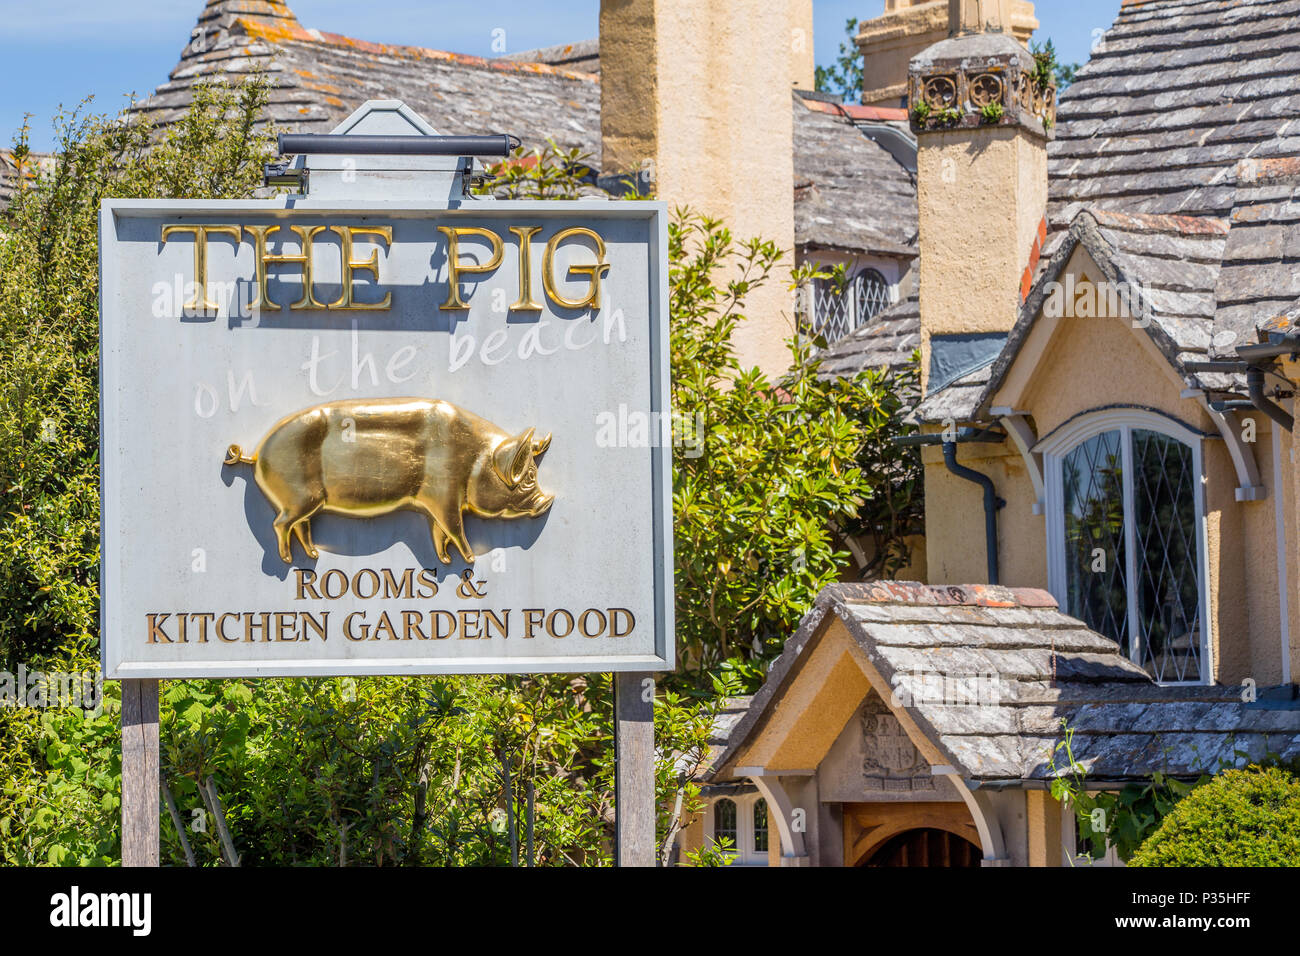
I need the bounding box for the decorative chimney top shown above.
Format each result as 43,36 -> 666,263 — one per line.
907,8 -> 1054,137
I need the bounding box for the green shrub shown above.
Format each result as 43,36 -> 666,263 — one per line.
1129,765 -> 1300,867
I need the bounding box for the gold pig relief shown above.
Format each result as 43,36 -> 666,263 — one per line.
224,398 -> 554,564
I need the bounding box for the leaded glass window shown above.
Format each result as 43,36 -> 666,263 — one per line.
806,267 -> 893,344
713,798 -> 737,850
1052,420 -> 1206,683
753,798 -> 769,852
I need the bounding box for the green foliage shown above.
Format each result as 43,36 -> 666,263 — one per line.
979,101 -> 1005,124
1130,766 -> 1300,867
670,213 -> 919,677
814,18 -> 863,101
1048,719 -> 1207,863
473,141 -> 596,200
910,101 -> 932,125
1030,39 -> 1078,93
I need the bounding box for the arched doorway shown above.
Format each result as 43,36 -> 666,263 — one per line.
860,827 -> 982,867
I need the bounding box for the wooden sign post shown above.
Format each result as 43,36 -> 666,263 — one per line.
120,678 -> 159,867
615,672 -> 656,867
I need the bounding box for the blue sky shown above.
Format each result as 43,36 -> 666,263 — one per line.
0,0 -> 1122,152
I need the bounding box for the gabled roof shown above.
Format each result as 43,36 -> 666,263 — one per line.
914,0 -> 1300,420
975,207 -> 1232,416
711,582 -> 1300,784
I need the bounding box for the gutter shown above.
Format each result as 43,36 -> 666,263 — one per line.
1186,357 -> 1294,432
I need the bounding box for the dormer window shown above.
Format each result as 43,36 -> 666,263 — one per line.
1041,410 -> 1210,684
808,267 -> 893,343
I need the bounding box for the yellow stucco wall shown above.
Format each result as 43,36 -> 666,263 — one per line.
599,0 -> 797,378
923,248 -> 1293,684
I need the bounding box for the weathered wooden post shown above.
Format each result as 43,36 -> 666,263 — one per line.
615,672 -> 656,866
120,678 -> 159,866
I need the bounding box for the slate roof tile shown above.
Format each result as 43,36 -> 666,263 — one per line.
710,582 -> 1300,784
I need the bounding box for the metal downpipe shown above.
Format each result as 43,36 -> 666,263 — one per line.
942,441 -> 1005,585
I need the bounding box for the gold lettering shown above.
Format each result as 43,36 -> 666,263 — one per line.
609,608 -> 636,637
509,226 -> 543,311
343,610 -> 368,641
353,568 -> 380,600
322,569 -> 348,599
458,609 -> 482,639
402,610 -> 426,641
302,612 -> 329,643
483,609 -> 509,640
146,613 -> 173,644
275,611 -> 298,642
543,227 -> 610,310
546,609 -> 574,638
258,224 -> 328,311
579,608 -> 606,638
329,225 -> 393,310
373,611 -> 398,641
217,613 -> 240,643
295,568 -> 322,601
382,568 -> 415,600
438,225 -> 503,309
245,611 -> 271,642
161,224 -> 242,312
431,609 -> 457,640
417,568 -> 440,599
522,608 -> 545,639
189,613 -> 214,643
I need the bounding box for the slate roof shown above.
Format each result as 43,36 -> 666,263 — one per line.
920,0 -> 1300,421
130,0 -> 603,160
115,0 -> 917,261
793,100 -> 918,258
1048,0 -> 1300,229
711,582 -> 1300,784
974,207 -> 1234,415
1215,154 -> 1300,345
817,292 -> 920,376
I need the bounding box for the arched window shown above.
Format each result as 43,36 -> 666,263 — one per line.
807,266 -> 894,344
753,798 -> 769,853
853,268 -> 891,323
713,798 -> 737,850
1042,410 -> 1209,683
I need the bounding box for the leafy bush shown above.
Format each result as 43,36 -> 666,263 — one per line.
1129,766 -> 1300,867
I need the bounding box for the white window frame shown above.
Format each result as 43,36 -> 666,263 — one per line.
1039,408 -> 1212,685
704,793 -> 770,866
1060,798 -> 1124,867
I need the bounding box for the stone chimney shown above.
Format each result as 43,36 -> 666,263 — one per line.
856,0 -> 1036,108
599,0 -> 800,378
909,0 -> 1052,391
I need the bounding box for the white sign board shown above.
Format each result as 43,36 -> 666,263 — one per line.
99,198 -> 672,677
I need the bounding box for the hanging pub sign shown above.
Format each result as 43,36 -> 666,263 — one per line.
99,103 -> 672,679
